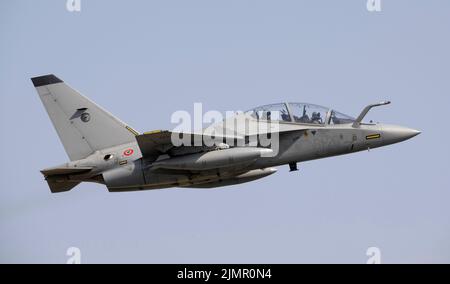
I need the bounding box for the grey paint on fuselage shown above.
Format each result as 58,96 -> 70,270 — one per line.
32,74 -> 420,193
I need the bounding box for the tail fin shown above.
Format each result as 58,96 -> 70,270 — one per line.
32,74 -> 139,161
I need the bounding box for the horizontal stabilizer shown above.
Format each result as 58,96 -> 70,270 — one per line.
41,166 -> 93,177
41,165 -> 92,193
46,180 -> 81,193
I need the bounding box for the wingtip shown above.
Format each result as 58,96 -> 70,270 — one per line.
31,74 -> 63,87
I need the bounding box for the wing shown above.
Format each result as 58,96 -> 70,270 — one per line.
135,130 -> 244,158
136,116 -> 318,159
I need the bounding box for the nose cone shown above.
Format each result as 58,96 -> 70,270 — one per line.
382,125 -> 421,145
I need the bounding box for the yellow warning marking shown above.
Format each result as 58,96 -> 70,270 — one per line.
126,126 -> 139,136
144,130 -> 163,135
366,134 -> 381,140
119,160 -> 128,165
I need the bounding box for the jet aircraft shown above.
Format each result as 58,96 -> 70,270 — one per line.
32,74 -> 420,192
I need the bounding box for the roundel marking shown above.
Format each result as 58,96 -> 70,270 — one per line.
123,148 -> 134,156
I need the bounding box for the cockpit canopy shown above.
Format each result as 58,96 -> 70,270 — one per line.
245,102 -> 355,125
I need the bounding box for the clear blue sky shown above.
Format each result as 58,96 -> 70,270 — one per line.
1,0 -> 449,263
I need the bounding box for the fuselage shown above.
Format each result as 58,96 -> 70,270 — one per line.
33,75 -> 420,193
67,120 -> 419,191
253,122 -> 420,169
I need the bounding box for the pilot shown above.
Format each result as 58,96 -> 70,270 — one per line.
311,112 -> 322,124
298,105 -> 310,123
280,109 -> 290,121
